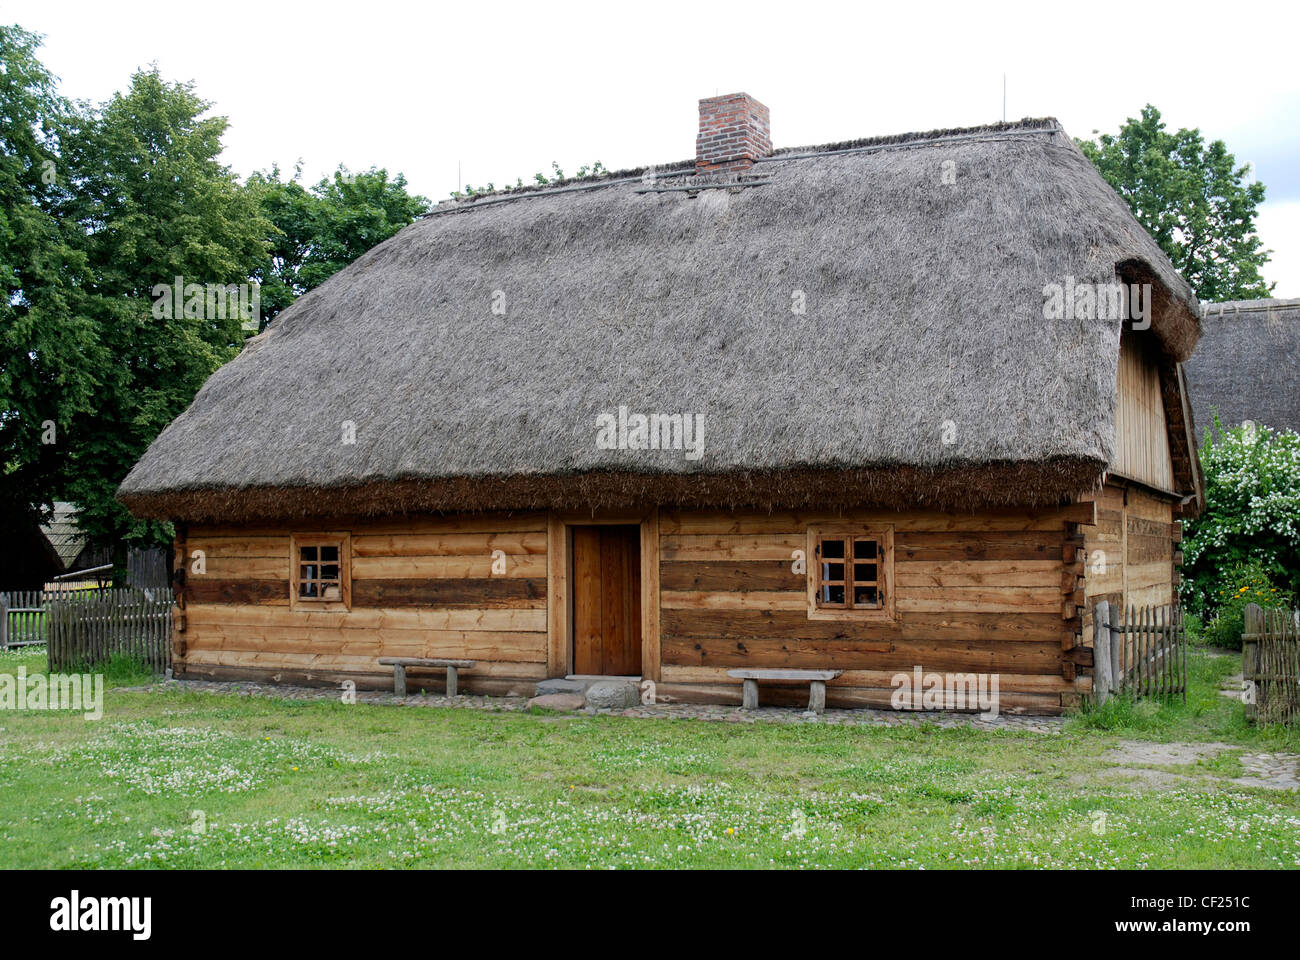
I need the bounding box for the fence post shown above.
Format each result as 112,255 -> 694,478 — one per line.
1109,606 -> 1123,694
0,595 -> 7,650
1243,603 -> 1261,722
1093,601 -> 1112,704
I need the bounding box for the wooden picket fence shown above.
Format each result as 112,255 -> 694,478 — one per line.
2,586 -> 114,650
0,590 -> 50,648
1242,603 -> 1300,725
43,589 -> 173,674
1091,601 -> 1187,703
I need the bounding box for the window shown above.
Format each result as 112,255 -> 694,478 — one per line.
290,533 -> 351,611
806,525 -> 894,620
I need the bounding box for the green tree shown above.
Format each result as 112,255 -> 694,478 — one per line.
1182,420 -> 1300,614
249,164 -> 428,326
54,67 -> 271,553
0,24 -> 101,536
1078,105 -> 1273,301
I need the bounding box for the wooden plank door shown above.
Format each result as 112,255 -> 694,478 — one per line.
571,525 -> 642,675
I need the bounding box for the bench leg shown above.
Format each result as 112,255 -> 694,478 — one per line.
393,664 -> 406,698
742,678 -> 759,710
808,680 -> 826,714
446,665 -> 458,698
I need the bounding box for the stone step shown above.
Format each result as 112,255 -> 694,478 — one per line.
531,675 -> 642,709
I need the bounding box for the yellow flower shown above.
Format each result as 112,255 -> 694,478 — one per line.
291,766 -> 298,772
726,827 -> 735,835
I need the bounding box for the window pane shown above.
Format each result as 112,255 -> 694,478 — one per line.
321,545 -> 339,562
300,546 -> 318,562
854,539 -> 877,559
854,585 -> 879,607
854,563 -> 877,583
321,564 -> 340,581
820,539 -> 845,559
301,563 -> 316,581
821,562 -> 844,582
821,584 -> 845,604
299,580 -> 317,598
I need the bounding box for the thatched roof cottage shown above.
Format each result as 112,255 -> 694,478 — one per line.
1186,298 -> 1300,437
120,93 -> 1204,714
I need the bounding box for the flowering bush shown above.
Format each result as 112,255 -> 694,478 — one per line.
1182,420 -> 1300,617
1202,560 -> 1293,648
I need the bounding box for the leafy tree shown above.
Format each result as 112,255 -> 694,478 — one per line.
0,24 -> 101,535
1182,420 -> 1300,615
53,67 -> 271,553
1078,105 -> 1273,301
249,164 -> 428,326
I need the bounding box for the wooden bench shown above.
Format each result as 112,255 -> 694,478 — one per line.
378,658 -> 477,697
726,669 -> 843,713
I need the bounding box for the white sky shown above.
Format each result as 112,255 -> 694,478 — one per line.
11,0 -> 1300,297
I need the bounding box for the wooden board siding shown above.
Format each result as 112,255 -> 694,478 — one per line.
1080,483 -> 1178,645
658,507 -> 1090,714
1113,332 -> 1175,492
176,512 -> 548,695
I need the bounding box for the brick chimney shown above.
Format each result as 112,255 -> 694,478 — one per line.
696,93 -> 771,174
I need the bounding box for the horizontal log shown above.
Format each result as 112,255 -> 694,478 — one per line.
661,590 -> 806,611
663,636 -> 1068,674
176,659 -> 543,696
352,532 -> 546,557
660,534 -> 803,561
198,556 -> 290,580
187,579 -> 289,605
661,664 -> 1092,694
662,608 -> 1073,643
659,507 -> 1080,535
660,560 -> 802,592
187,537 -> 287,559
351,555 -> 546,579
895,587 -> 1063,614
191,512 -> 546,538
186,602 -> 545,633
351,578 -> 546,609
186,625 -> 547,661
895,560 -> 1063,588
896,532 -> 1064,562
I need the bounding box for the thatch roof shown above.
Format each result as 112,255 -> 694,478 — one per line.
120,118 -> 1202,522
1186,298 -> 1300,437
38,502 -> 86,570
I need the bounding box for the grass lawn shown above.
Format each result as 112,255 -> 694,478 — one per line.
0,645 -> 1297,869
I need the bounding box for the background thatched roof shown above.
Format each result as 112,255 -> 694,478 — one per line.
120,119 -> 1201,522
1187,298 -> 1300,437
39,502 -> 87,570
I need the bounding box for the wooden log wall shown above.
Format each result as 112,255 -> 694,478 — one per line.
655,506 -> 1094,715
1080,482 -> 1180,670
173,504 -> 1121,713
175,512 -> 548,695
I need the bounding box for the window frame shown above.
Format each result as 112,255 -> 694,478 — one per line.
805,524 -> 895,621
289,532 -> 352,612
